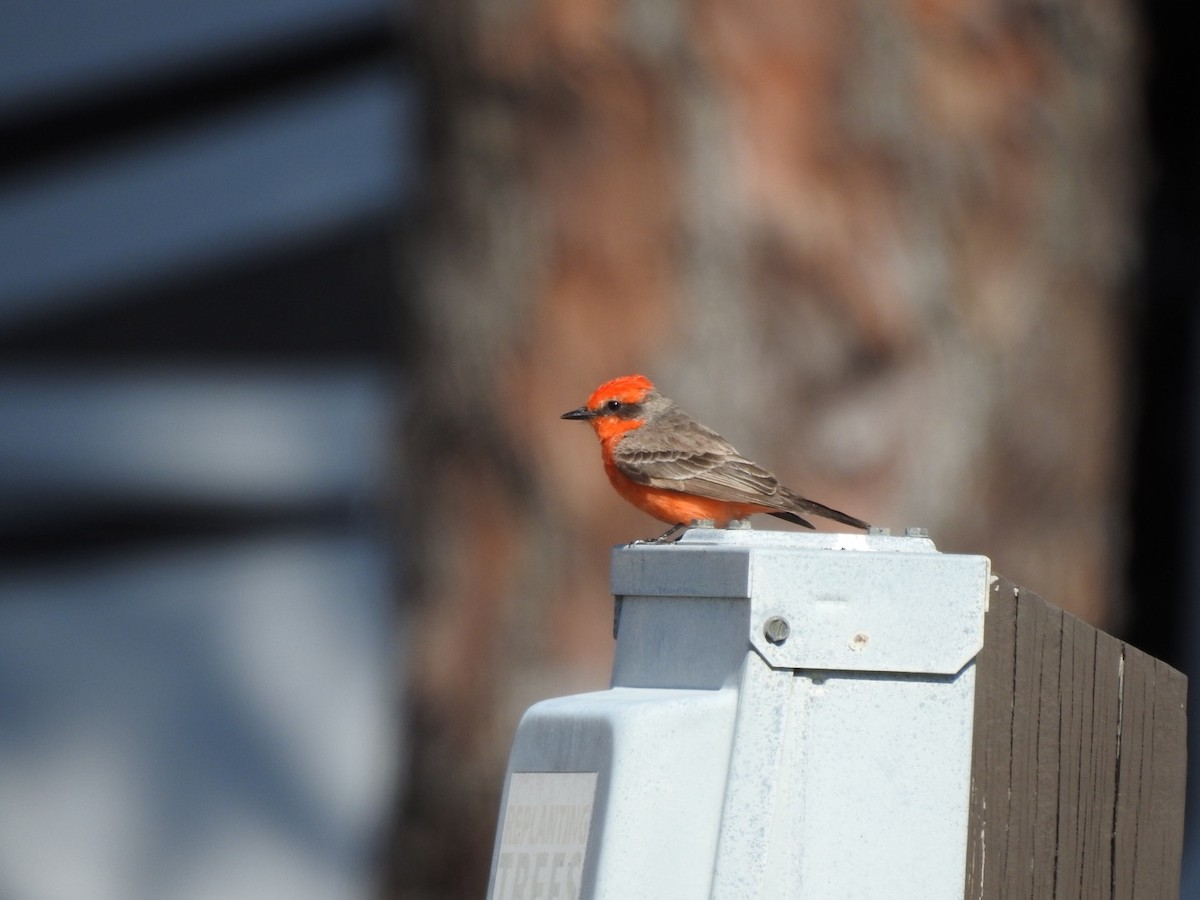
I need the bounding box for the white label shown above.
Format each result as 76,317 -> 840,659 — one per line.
490,771 -> 598,900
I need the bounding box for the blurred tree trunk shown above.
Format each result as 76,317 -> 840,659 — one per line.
387,1 -> 1139,897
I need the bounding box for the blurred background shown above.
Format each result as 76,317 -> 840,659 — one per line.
0,1 -> 1195,898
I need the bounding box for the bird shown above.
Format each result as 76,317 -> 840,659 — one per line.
562,374 -> 869,541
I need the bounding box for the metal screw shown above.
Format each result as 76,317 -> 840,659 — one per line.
763,616 -> 791,645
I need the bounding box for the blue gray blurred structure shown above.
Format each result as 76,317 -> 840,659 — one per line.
0,371 -> 392,519
0,69 -> 411,323
0,532 -> 397,900
0,1 -> 412,898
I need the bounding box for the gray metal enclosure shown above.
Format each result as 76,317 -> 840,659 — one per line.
489,529 -> 1186,899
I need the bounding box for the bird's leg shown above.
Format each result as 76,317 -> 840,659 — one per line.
626,523 -> 686,546
629,520 -> 710,546
652,523 -> 687,543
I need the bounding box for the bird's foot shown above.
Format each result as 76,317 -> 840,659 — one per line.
628,523 -> 687,545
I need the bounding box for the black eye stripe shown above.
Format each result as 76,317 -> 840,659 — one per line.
597,399 -> 643,418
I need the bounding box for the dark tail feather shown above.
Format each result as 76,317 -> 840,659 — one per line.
782,495 -> 870,531
770,511 -> 815,529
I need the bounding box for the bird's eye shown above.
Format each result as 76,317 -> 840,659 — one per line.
605,399 -> 622,412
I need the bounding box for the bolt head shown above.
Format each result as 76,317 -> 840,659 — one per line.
763,616 -> 790,645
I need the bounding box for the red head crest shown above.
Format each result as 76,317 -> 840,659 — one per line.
561,374 -> 657,442
586,374 -> 655,411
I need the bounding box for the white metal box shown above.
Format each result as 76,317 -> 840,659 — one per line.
488,528 -> 990,900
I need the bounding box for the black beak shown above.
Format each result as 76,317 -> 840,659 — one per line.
561,406 -> 593,420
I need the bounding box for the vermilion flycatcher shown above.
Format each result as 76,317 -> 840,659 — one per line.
562,374 -> 869,540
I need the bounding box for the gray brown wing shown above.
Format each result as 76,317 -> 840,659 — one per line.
613,406 -> 869,530
612,410 -> 787,505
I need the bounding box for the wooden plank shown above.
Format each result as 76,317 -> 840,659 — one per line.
1083,627 -> 1121,898
1148,658 -> 1188,896
965,577 -> 1017,899
999,584 -> 1065,896
999,580 -> 1033,896
1055,612 -> 1097,896
1113,642 -> 1148,898
1114,651 -> 1188,898
1030,594 -> 1063,898
966,576 -> 1187,899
